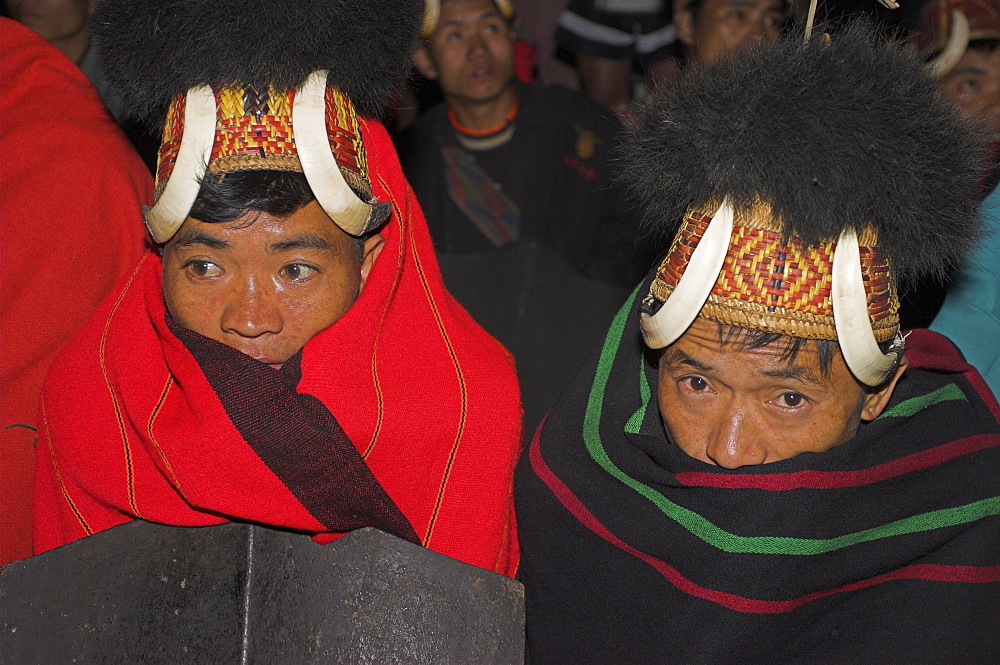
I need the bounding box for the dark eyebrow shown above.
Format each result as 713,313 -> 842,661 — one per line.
662,348 -> 714,373
761,365 -> 824,387
172,229 -> 229,250
664,347 -> 824,387
267,233 -> 333,254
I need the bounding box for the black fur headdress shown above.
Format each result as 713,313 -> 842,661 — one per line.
621,21 -> 986,286
93,0 -> 420,120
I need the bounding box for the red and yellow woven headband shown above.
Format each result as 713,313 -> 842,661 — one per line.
146,71 -> 387,243
641,200 -> 902,386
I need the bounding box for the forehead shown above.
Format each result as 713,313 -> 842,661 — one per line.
945,45 -> 1000,76
661,318 -> 838,386
169,201 -> 350,251
438,0 -> 502,24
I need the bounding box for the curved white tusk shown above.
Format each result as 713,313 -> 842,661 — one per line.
928,10 -> 970,78
495,0 -> 515,19
292,70 -> 375,237
640,198 -> 735,349
143,85 -> 216,243
831,228 -> 900,386
421,0 -> 441,38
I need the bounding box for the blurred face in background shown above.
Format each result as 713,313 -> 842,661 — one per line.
415,0 -> 515,107
8,0 -> 93,62
938,45 -> 1000,141
676,0 -> 785,65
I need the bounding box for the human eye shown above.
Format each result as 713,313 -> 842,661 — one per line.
679,376 -> 714,393
484,21 -> 501,34
958,76 -> 982,94
770,391 -> 809,410
445,29 -> 464,42
280,262 -> 319,282
183,259 -> 222,278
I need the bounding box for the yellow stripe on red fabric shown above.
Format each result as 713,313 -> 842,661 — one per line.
41,398 -> 92,537
362,176 -> 409,459
146,375 -> 185,493
98,255 -> 148,519
390,182 -> 470,548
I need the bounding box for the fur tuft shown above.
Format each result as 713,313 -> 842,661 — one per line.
620,21 -> 986,286
93,0 -> 420,120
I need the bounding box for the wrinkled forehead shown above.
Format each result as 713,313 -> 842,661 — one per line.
661,318 -> 843,379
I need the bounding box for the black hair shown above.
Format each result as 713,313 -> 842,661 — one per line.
190,171 -> 314,225
968,38 -> 1000,55
718,325 -> 871,376
621,21 -> 986,288
188,170 -> 366,260
713,323 -> 896,380
93,0 -> 420,121
717,325 -> 839,375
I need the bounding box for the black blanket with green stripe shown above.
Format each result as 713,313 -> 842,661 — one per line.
516,289 -> 1000,664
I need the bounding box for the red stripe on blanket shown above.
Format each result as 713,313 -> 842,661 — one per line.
672,434 -> 999,490
529,430 -> 1000,614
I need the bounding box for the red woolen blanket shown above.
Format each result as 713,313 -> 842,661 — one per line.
33,119 -> 523,576
0,18 -> 152,564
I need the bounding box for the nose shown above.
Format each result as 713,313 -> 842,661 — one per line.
703,409 -> 767,468
220,277 -> 283,339
468,31 -> 488,56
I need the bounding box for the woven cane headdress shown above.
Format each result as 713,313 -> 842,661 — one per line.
914,0 -> 1000,77
93,0 -> 420,242
623,22 -> 984,386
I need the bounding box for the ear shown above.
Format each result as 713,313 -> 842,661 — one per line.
359,234 -> 385,292
413,47 -> 439,81
675,8 -> 696,48
859,354 -> 909,421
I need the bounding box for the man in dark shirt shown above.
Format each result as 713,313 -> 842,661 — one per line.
398,0 -> 649,435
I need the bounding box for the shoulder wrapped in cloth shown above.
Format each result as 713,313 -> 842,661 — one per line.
516,22 -> 1000,662
34,117 -> 523,575
33,0 -> 522,576
518,288 -> 1000,662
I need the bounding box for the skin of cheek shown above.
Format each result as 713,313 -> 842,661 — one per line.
938,50 -> 1000,139
655,335 -> 869,465
163,261 -> 361,363
159,209 -> 365,364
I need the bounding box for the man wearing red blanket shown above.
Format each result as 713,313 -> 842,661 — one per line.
32,0 -> 523,577
0,18 -> 151,565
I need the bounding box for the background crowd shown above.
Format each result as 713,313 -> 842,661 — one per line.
1,0 -> 997,577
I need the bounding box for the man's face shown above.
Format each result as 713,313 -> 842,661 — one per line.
417,0 -> 515,105
656,318 -> 905,468
7,0 -> 92,44
938,46 -> 1000,141
676,0 -> 785,65
162,200 -> 382,368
